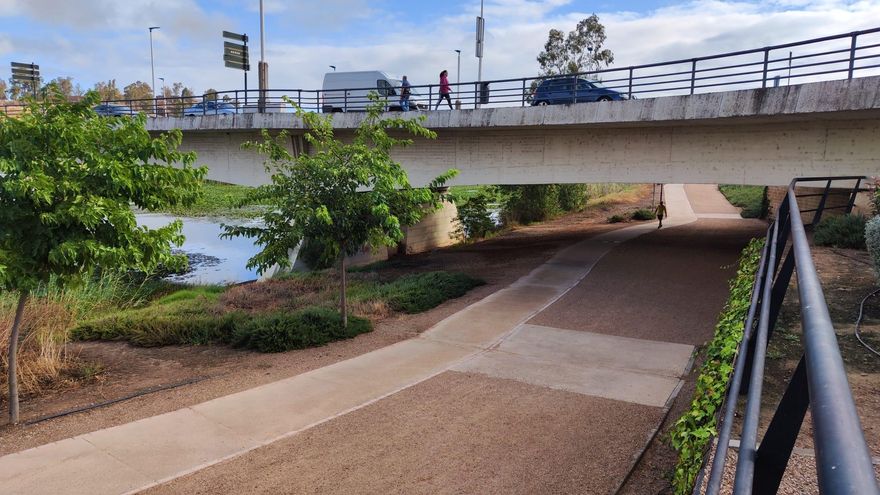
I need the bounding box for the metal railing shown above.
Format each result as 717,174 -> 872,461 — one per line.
2,27 -> 879,117
697,177 -> 879,494
89,26 -> 880,116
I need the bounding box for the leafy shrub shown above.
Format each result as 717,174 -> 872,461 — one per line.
865,217 -> 880,280
813,214 -> 867,249
607,214 -> 627,223
557,184 -> 588,212
379,271 -> 484,313
718,185 -> 769,218
297,237 -> 340,270
455,193 -> 499,240
501,184 -> 560,224
231,307 -> 371,353
669,238 -> 764,495
631,208 -> 657,221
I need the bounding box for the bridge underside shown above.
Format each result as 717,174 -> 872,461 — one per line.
176,117 -> 880,187
155,77 -> 880,187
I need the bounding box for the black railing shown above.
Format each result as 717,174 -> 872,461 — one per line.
698,177 -> 879,494
84,26 -> 880,117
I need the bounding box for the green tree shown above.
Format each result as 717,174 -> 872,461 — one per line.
123,81 -> 154,111
223,95 -> 457,327
0,80 -> 6,100
93,79 -> 123,101
204,88 -> 219,101
47,77 -> 82,99
0,89 -> 206,423
7,77 -> 40,101
537,14 -> 614,76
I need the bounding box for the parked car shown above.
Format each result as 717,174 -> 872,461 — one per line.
322,70 -> 425,112
93,103 -> 135,116
183,101 -> 238,116
530,77 -> 626,105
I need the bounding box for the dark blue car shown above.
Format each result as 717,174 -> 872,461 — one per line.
183,101 -> 238,116
531,77 -> 625,105
93,103 -> 135,116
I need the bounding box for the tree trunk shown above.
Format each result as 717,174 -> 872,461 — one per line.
339,253 -> 348,328
7,290 -> 28,425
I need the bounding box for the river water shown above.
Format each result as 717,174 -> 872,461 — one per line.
136,214 -> 263,285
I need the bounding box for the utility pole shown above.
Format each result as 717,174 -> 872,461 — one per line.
258,0 -> 268,112
149,26 -> 160,114
475,0 -> 484,108
454,49 -> 461,109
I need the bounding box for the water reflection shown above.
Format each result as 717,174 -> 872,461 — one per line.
136,214 -> 262,285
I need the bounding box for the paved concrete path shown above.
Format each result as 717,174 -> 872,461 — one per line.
0,185 -> 702,495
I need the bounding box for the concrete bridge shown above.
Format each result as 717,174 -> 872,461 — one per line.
146,77 -> 880,187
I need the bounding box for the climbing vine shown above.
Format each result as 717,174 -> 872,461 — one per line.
668,238 -> 765,494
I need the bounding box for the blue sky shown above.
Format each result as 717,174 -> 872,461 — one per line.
0,0 -> 878,95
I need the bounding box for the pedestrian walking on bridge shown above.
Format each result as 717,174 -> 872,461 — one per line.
400,76 -> 412,112
436,70 -> 453,110
655,201 -> 667,229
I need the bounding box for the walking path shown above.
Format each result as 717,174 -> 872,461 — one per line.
0,184 -> 755,494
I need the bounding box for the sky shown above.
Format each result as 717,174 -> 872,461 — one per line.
0,0 -> 879,95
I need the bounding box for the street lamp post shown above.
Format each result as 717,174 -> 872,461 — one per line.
258,0 -> 268,112
329,65 -> 336,71
149,26 -> 160,114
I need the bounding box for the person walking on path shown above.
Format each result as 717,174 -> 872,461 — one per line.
655,201 -> 668,229
436,70 -> 453,110
400,76 -> 412,112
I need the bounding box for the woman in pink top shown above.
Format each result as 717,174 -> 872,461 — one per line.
435,70 -> 453,110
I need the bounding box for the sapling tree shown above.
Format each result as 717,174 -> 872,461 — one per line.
0,89 -> 205,423
223,95 -> 457,327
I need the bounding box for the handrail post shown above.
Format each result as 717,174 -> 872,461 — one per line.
761,48 -> 770,88
811,179 -> 833,226
848,32 -> 858,79
628,67 -> 634,99
690,59 -> 697,95
521,79 -> 526,107
846,178 -> 862,214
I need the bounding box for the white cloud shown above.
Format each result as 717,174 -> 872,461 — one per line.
3,0 -> 880,97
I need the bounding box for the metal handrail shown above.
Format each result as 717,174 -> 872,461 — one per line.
3,27 -> 878,116
701,177 -> 879,495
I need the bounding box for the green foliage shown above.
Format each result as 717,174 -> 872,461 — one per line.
455,192 -> 499,240
222,94 -> 457,324
152,181 -> 265,219
631,208 -> 657,221
231,307 -> 371,353
813,214 -> 867,249
866,217 -> 880,280
376,271 -> 484,313
296,237 -> 339,270
537,14 -> 614,76
501,185 -> 560,224
557,184 -> 588,212
0,89 -> 206,292
607,214 -> 627,223
669,238 -> 764,495
718,185 -> 769,219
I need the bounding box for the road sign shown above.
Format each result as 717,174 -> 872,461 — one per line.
222,39 -> 249,71
10,62 -> 39,84
223,31 -> 247,43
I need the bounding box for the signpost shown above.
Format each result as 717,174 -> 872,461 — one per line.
222,31 -> 249,106
10,62 -> 40,98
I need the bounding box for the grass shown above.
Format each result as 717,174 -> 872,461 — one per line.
72,271 -> 484,351
142,180 -> 266,219
586,184 -> 640,209
718,185 -> 768,218
1,271 -> 172,402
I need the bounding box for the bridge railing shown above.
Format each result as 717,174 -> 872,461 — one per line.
696,177 -> 879,495
106,26 -> 880,117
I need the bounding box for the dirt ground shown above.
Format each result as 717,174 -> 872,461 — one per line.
146,371 -> 663,495
622,245 -> 880,495
0,186 -> 657,456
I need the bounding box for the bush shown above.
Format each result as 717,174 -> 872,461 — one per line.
557,184 -> 588,212
379,271 -> 484,313
866,217 -> 880,280
813,214 -> 867,249
297,237 -> 340,270
501,184 -> 560,224
669,239 -> 764,494
231,307 -> 371,353
631,208 -> 657,220
455,193 -> 499,240
718,185 -> 769,219
607,214 -> 627,223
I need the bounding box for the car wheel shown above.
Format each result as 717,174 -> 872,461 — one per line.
538,100 -> 548,106
598,96 -> 612,102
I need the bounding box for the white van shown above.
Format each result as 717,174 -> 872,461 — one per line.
321,70 -> 423,113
